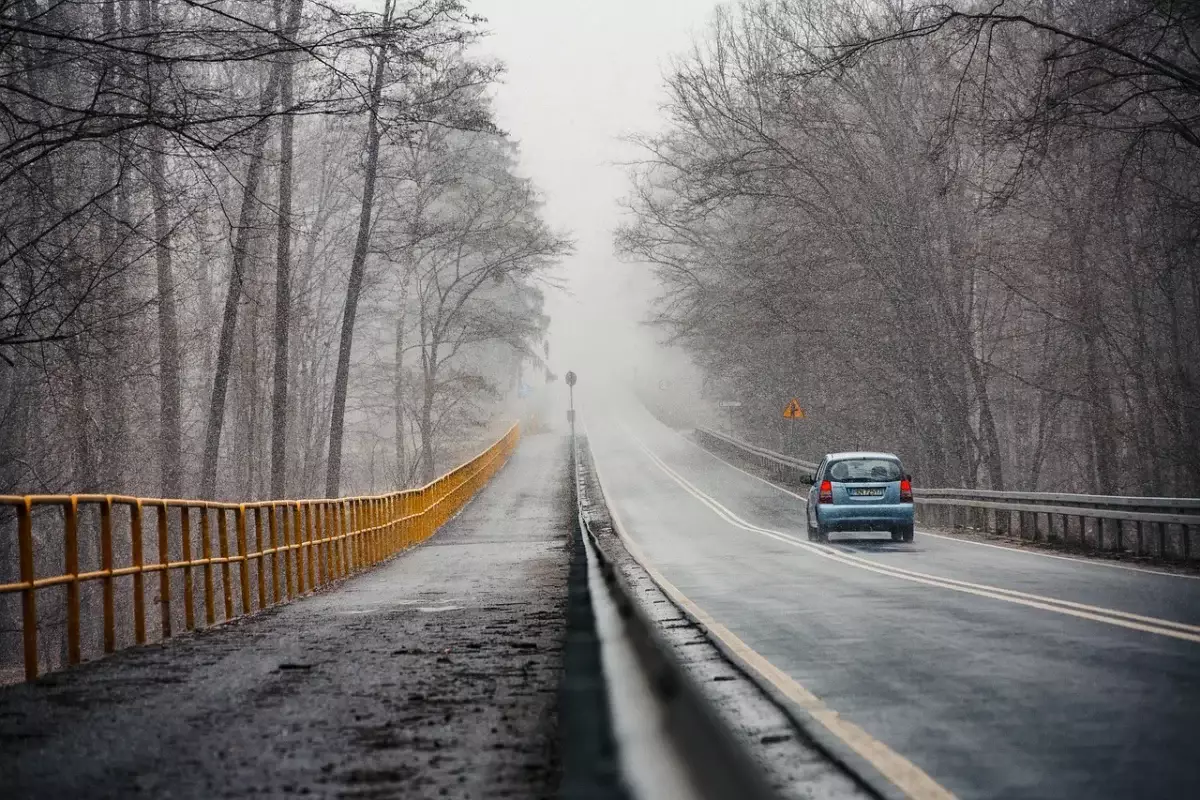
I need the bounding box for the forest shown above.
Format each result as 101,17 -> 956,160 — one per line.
620,0 -> 1200,494
0,0 -> 569,502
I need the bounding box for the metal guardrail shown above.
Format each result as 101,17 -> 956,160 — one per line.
915,487 -> 1200,511
696,427 -> 817,473
694,426 -> 1200,560
0,425 -> 520,682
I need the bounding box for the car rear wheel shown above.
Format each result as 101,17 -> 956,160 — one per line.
892,524 -> 914,543
807,514 -> 827,542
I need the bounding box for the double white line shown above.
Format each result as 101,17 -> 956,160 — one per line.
629,431 -> 1200,645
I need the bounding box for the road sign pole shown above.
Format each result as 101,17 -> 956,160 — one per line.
565,371 -> 577,438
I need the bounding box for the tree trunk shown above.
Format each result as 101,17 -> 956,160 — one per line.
199,73 -> 281,499
98,0 -> 129,493
1077,259 -> 1118,494
325,32 -> 389,497
393,314 -> 407,485
270,0 -> 305,499
139,0 -> 182,498
420,383 -> 436,484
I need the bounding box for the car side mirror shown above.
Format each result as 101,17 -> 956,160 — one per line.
798,473 -> 815,486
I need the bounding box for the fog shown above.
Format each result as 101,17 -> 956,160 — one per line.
1,0 -> 1196,503
467,0 -> 718,390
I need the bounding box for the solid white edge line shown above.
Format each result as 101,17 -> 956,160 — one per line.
627,427 -> 1200,643
583,421 -> 957,800
647,412 -> 1200,582
914,529 -> 1200,581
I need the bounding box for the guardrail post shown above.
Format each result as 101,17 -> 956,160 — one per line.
201,507 -> 215,625
328,501 -> 339,581
389,495 -> 398,555
18,497 -> 37,680
369,498 -> 378,565
101,497 -> 115,653
132,500 -> 146,645
332,502 -> 344,580
181,507 -> 195,631
313,503 -> 325,587
303,503 -> 315,591
366,498 -> 374,567
417,488 -> 427,542
65,497 -> 81,666
236,506 -> 251,615
156,504 -> 171,640
331,502 -> 342,580
355,499 -> 364,569
379,497 -> 388,558
283,504 -> 295,599
254,506 -> 266,610
218,508 -> 233,620
267,505 -> 280,605
351,500 -> 360,571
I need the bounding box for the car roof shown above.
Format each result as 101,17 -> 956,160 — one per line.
824,451 -> 901,461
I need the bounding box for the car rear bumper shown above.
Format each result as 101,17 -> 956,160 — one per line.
817,503 -> 913,531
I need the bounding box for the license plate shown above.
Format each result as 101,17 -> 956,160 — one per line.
852,488 -> 884,497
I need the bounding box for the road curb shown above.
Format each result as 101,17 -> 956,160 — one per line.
572,433 -> 782,800
577,432 -> 912,800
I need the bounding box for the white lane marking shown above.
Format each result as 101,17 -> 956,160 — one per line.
624,426 -> 1200,643
916,530 -> 1200,581
584,424 -> 957,800
643,412 -> 1200,582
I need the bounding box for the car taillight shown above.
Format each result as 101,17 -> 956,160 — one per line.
819,480 -> 833,503
899,479 -> 912,502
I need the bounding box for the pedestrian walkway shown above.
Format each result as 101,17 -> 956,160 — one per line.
0,434 -> 571,800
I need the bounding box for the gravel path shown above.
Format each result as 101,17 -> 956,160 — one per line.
0,434 -> 571,800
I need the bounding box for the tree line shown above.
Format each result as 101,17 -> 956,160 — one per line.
619,0 -> 1199,494
0,0 -> 570,501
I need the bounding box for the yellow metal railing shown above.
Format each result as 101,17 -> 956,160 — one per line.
0,424 -> 519,682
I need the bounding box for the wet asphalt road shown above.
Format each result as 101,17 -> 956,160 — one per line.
583,397 -> 1200,800
0,434 -> 571,800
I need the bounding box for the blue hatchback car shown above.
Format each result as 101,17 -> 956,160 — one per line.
803,452 -> 914,542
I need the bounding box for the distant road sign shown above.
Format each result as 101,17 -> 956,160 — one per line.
783,398 -> 805,419
718,401 -> 742,408
566,371 -> 577,387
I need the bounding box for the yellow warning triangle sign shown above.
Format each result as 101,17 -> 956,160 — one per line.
783,398 -> 805,419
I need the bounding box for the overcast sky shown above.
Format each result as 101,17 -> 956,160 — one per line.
466,1 -> 719,381
354,1 -> 718,382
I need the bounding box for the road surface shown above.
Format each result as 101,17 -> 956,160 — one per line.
584,396 -> 1200,800
0,434 -> 571,800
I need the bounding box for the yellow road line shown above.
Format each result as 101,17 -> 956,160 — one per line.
627,428 -> 1200,643
585,428 -> 957,800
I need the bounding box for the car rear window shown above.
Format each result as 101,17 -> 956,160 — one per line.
827,458 -> 902,482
